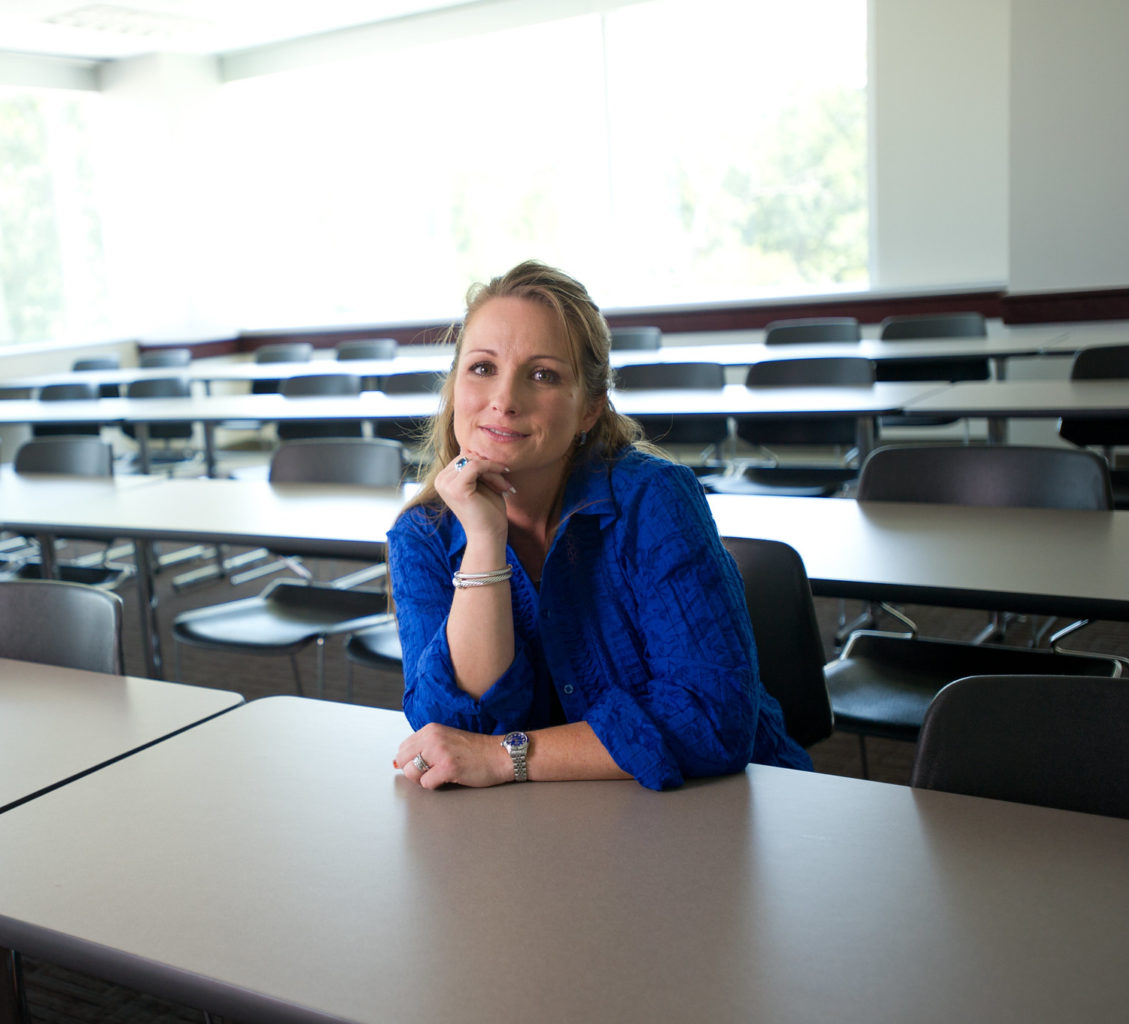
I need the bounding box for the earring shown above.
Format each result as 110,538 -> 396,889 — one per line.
576,431 -> 588,447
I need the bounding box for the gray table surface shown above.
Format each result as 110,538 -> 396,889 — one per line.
0,697 -> 1126,1024
0,657 -> 242,813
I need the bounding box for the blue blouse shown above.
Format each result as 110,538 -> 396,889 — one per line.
388,448 -> 812,790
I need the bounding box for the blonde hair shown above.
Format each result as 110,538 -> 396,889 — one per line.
404,260 -> 652,513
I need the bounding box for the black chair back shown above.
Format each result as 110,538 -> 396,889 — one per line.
857,444 -> 1113,510
722,537 -> 833,748
610,326 -> 661,350
1059,343 -> 1129,449
912,673 -> 1129,818
15,436 -> 114,477
268,438 -> 403,487
336,338 -> 397,360
139,348 -> 192,367
764,317 -> 861,344
0,579 -> 124,674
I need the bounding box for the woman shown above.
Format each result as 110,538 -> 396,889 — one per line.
391,260 -> 810,789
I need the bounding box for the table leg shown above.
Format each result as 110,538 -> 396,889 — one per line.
855,417 -> 876,462
204,422 -> 218,478
0,947 -> 28,1024
135,422 -> 152,474
133,539 -> 164,679
33,533 -> 58,579
987,416 -> 1009,444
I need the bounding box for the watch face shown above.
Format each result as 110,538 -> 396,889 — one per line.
504,731 -> 529,751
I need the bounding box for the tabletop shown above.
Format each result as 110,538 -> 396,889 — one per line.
0,698 -> 1126,1024
707,492 -> 1129,621
0,657 -> 242,813
902,377 -> 1129,418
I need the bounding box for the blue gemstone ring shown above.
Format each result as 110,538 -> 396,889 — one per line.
455,457 -> 469,471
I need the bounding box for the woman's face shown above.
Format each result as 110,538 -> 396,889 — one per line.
452,296 -> 602,480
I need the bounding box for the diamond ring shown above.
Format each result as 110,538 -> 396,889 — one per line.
455,457 -> 469,471
412,753 -> 431,773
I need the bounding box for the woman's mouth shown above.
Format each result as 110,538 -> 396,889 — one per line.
481,426 -> 528,442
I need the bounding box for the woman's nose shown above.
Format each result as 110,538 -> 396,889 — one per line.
489,373 -> 520,414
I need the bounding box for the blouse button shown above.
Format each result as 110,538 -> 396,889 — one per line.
563,684 -> 574,695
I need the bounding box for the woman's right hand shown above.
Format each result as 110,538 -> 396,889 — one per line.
434,450 -> 515,545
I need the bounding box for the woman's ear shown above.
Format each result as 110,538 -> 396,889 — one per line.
581,394 -> 607,434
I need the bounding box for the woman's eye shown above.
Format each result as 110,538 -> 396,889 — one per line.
532,367 -> 560,384
468,361 -> 493,376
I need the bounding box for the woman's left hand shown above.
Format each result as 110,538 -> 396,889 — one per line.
395,722 -> 513,789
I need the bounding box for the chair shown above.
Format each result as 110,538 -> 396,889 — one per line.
336,338 -> 397,361
1058,343 -> 1129,508
72,355 -> 121,397
610,326 -> 661,350
824,443 -> 1123,776
32,381 -> 102,437
7,438 -> 133,589
911,674 -> 1129,818
702,356 -> 875,497
763,317 -> 861,344
376,370 -> 445,448
344,621 -> 403,702
14,435 -> 114,477
0,579 -> 124,673
721,537 -> 833,748
876,311 -> 989,429
123,376 -> 197,467
613,362 -> 729,463
277,372 -> 365,440
251,342 -> 314,394
139,347 -> 192,367
171,439 -> 404,698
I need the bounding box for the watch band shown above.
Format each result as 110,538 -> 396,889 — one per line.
501,731 -> 529,782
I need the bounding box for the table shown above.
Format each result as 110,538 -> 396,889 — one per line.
901,378 -> 1129,442
0,382 -> 946,475
0,474 -> 406,679
0,656 -> 242,814
0,697 -> 1126,1023
707,492 -> 1129,622
7,477 -> 1129,677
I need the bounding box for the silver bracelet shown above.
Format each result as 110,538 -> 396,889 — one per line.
452,564 -> 514,589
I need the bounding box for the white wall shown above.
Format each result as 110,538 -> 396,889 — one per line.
870,0 -> 1010,291
1008,0 -> 1129,294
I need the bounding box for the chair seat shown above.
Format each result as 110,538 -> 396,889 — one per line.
173,580 -> 390,654
346,622 -> 402,667
701,465 -> 857,498
12,561 -> 132,589
825,631 -> 1121,742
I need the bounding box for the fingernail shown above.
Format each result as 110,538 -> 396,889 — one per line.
509,485 -> 518,494
392,759 -> 400,769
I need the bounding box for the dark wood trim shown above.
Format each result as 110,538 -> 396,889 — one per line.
1001,287 -> 1129,325
602,290 -> 1006,333
149,286 -> 1127,356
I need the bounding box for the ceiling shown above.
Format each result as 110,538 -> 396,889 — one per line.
0,0 -> 478,61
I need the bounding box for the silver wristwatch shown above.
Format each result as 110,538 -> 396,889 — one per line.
500,731 -> 530,782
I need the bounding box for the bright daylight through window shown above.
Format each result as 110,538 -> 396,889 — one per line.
0,0 -> 866,343
217,0 -> 867,327
0,88 -> 110,346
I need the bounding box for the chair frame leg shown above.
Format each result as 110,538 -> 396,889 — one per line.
857,735 -> 870,780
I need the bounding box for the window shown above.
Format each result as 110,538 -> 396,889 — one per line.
0,88 -> 110,345
217,0 -> 867,327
